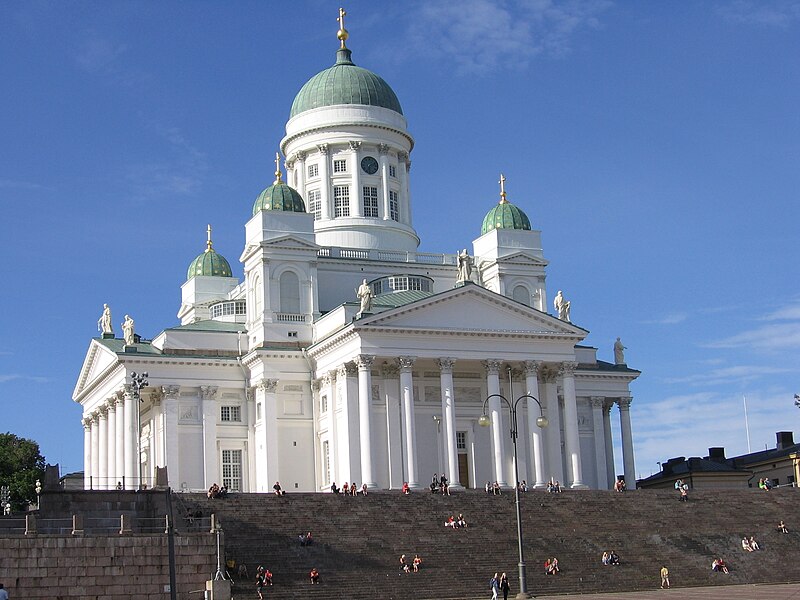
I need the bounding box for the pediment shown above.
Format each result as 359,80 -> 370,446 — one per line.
260,235 -> 319,251
480,251 -> 548,267
357,284 -> 586,339
73,340 -> 120,400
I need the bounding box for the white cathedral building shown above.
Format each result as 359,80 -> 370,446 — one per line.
73,17 -> 639,494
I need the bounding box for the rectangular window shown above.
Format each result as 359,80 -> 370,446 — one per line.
221,449 -> 242,491
334,186 -> 350,217
308,189 -> 321,220
362,186 -> 379,218
221,406 -> 242,422
389,190 -> 399,222
333,159 -> 347,173
308,163 -> 319,178
456,431 -> 467,450
389,164 -> 397,178
322,441 -> 330,486
320,394 -> 328,413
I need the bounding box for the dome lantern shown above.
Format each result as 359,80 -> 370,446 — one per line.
480,174 -> 532,235
186,224 -> 233,280
252,152 -> 307,215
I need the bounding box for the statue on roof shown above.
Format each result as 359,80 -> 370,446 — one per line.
554,290 -> 571,322
356,279 -> 373,314
122,315 -> 136,346
614,337 -> 627,365
456,249 -> 473,284
97,304 -> 113,335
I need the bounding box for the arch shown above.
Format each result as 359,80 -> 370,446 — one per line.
253,273 -> 263,317
512,284 -> 531,306
279,270 -> 301,314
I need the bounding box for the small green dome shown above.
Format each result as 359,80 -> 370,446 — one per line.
481,200 -> 532,235
252,181 -> 306,215
290,48 -> 403,118
187,248 -> 232,279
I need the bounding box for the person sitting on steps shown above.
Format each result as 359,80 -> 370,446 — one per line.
401,481 -> 410,494
778,520 -> 789,534
309,567 -> 320,584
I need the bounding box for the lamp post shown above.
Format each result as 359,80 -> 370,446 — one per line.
130,371 -> 148,490
479,369 -> 548,600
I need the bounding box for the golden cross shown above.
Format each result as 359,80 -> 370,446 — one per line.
499,173 -> 507,202
337,7 -> 349,48
274,152 -> 283,183
206,224 -> 213,251
338,7 -> 346,31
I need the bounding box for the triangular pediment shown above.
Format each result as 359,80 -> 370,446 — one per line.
260,234 -> 319,251
480,251 -> 548,267
73,339 -> 121,400
357,284 -> 586,339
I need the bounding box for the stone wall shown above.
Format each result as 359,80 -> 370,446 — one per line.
0,532 -> 217,598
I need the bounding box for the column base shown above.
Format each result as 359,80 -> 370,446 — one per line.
569,482 -> 589,489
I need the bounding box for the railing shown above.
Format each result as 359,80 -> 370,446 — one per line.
275,313 -> 307,323
318,246 -> 458,265
2,513 -> 213,536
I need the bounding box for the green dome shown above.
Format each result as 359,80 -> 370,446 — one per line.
481,200 -> 532,235
290,48 -> 403,118
187,247 -> 232,280
252,181 -> 306,215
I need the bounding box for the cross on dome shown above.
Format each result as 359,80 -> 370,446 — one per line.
499,173 -> 508,204
274,152 -> 283,184
337,7 -> 349,49
206,224 -> 213,252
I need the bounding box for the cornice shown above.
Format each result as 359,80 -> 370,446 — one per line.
281,122 -> 414,154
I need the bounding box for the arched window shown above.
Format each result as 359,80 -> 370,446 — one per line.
253,274 -> 263,317
512,284 -> 530,306
279,271 -> 301,314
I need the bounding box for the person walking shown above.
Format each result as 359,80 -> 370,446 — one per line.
0,583 -> 8,600
499,572 -> 510,600
660,565 -> 670,589
490,572 -> 500,600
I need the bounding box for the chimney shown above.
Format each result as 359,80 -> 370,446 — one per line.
707,447 -> 726,463
776,431 -> 794,450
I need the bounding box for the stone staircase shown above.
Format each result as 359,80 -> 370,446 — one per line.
177,487 -> 800,599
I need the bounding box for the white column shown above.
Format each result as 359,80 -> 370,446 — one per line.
163,385 -> 181,488
246,386 -> 256,492
317,144 -> 331,220
399,151 -> 411,225
437,357 -> 460,488
114,393 -> 125,488
524,361 -> 546,488
350,141 -> 363,217
379,144 -> 390,219
123,384 -> 136,489
542,371 -> 564,484
106,399 -> 116,488
618,396 -> 636,488
200,386 -> 219,488
483,360 -> 507,486
382,363 -> 403,489
560,362 -> 585,488
336,364 -> 361,486
150,390 -> 164,470
591,397 -> 608,490
603,401 -> 616,486
90,411 -> 100,490
256,379 -> 279,488
356,354 -> 376,487
97,405 -> 108,490
398,356 -> 419,488
83,418 -> 92,490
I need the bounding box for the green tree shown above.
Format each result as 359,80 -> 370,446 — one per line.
0,433 -> 46,511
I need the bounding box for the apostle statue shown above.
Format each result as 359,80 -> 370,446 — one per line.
97,303 -> 113,334
456,249 -> 473,284
356,279 -> 373,313
553,290 -> 571,322
614,337 -> 627,365
122,315 -> 136,346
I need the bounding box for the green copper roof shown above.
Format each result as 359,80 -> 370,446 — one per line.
290,48 -> 403,118
481,201 -> 532,235
187,247 -> 233,280
252,181 -> 306,215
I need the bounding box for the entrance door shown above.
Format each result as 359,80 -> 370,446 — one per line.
456,431 -> 470,488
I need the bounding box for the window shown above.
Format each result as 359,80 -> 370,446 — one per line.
307,189 -> 321,220
221,449 -> 242,491
210,300 -> 247,318
308,163 -> 319,178
362,186 -> 379,218
456,431 -> 467,451
256,402 -> 262,421
322,441 -> 330,486
389,164 -> 396,178
333,159 -> 347,173
221,406 -> 242,422
512,285 -> 530,306
389,190 -> 399,221
279,271 -> 301,314
320,394 -> 328,413
334,186 -> 350,217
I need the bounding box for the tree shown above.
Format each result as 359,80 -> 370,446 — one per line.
0,433 -> 46,511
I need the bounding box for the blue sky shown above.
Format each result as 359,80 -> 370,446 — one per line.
1,0 -> 798,481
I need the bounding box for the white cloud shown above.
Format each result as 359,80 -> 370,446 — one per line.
717,0 -> 800,28
0,179 -> 53,191
75,35 -> 127,73
705,322 -> 800,352
663,365 -> 794,387
407,0 -> 612,75
763,300 -> 800,321
0,374 -> 48,384
642,312 -> 687,325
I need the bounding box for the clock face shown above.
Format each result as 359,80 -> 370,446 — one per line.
361,156 -> 379,175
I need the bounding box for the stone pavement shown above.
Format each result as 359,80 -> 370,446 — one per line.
533,582 -> 800,599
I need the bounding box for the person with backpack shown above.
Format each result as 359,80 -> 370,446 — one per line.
489,572 -> 500,600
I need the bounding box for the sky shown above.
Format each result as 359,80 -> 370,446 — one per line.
1,0 -> 798,481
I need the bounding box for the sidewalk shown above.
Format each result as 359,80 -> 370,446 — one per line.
533,582 -> 800,599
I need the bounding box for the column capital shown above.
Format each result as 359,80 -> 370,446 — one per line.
82,417 -> 93,430
245,387 -> 255,402
149,387 -> 164,406
397,356 -> 416,372
397,151 -> 408,162
559,361 -> 579,377
317,143 -> 329,155
97,405 -> 108,418
437,357 -> 456,373
122,383 -> 135,398
162,385 -> 180,400
590,396 -> 605,409
617,396 -> 633,410
284,158 -> 295,170
348,140 -> 362,151
322,370 -> 336,386
523,360 -> 541,376
199,385 -> 218,400
482,359 -> 503,375
338,362 -> 358,378
378,143 -> 390,155
106,396 -> 118,410
90,409 -> 101,423
311,378 -> 322,392
381,363 -> 399,378
293,150 -> 307,161
356,354 -> 375,370
257,379 -> 278,393
540,366 -> 558,384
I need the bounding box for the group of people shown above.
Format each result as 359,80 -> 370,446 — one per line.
444,513 -> 468,529
272,481 -> 286,496
758,477 -> 774,490
254,566 -> 273,599
330,481 -> 367,496
399,553 -> 423,574
485,481 -> 502,495
613,478 -> 626,492
544,557 -> 560,575
206,483 -> 227,499
741,535 -> 760,551
674,479 -> 689,501
430,473 -> 451,495
711,558 -> 729,573
298,531 -> 313,546
547,480 -> 563,493
489,572 -> 511,600
601,550 -> 620,565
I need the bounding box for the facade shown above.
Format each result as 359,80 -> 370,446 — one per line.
73,19 -> 640,493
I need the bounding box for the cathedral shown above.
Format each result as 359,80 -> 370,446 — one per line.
73,13 -> 639,494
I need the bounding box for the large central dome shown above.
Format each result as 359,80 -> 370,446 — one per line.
290,47 -> 403,118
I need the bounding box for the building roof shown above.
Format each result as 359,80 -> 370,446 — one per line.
165,321 -> 248,333
290,47 -> 403,118
638,456 -> 751,486
252,181 -> 306,215
481,199 -> 531,235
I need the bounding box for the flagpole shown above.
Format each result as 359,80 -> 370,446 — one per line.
743,395 -> 751,453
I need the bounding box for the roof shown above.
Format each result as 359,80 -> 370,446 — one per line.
638,457 -> 751,485
481,200 -> 532,235
165,321 -> 248,333
187,247 -> 233,280
95,337 -> 162,355
371,290 -> 434,309
290,47 -> 403,118
252,181 -> 306,215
